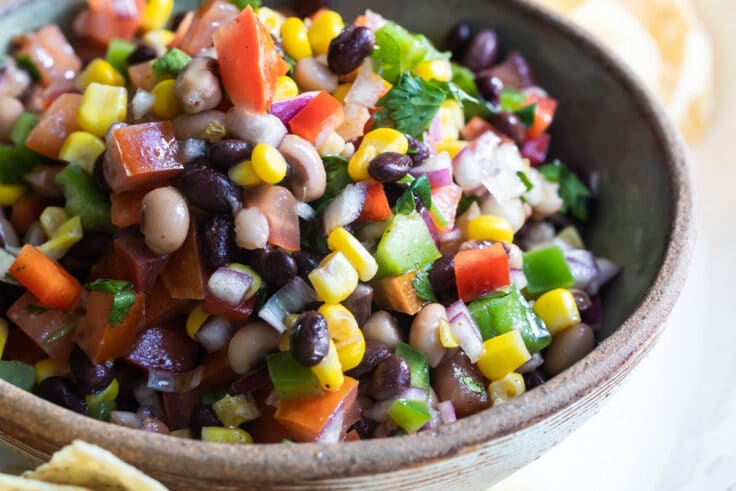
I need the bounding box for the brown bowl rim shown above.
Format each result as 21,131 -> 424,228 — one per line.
0,0 -> 694,483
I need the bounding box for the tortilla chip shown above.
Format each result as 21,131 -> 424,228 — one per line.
22,441 -> 167,491
0,473 -> 91,491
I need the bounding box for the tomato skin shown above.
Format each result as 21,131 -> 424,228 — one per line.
358,182 -> 392,223
25,93 -> 83,160
525,94 -> 557,140
454,243 -> 511,303
214,6 -> 290,113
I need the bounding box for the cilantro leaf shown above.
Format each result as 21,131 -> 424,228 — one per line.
538,160 -> 591,220
515,103 -> 537,127
395,175 -> 432,215
460,376 -> 487,395
450,63 -> 496,120
412,267 -> 437,303
227,0 -> 261,8
25,304 -> 52,315
431,80 -> 480,107
500,87 -> 527,112
517,171 -> 534,192
371,22 -> 449,85
373,72 -> 446,138
152,48 -> 191,77
456,194 -> 479,216
14,54 -> 40,81
371,25 -> 403,85
44,321 -> 78,345
85,279 -> 136,327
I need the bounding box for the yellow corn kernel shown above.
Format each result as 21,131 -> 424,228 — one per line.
274,75 -> 299,102
228,161 -> 263,187
38,216 -> 83,260
532,288 -> 581,336
252,143 -> 288,184
467,215 -> 515,243
78,83 -> 127,137
257,7 -> 285,36
333,83 -> 352,104
438,100 -> 464,141
281,17 -> 312,61
327,227 -> 378,281
438,319 -> 459,348
34,358 -> 69,385
75,59 -> 125,91
476,330 -> 531,381
228,263 -> 263,299
0,318 -> 8,359
85,378 -> 120,407
318,131 -> 346,157
308,252 -> 359,304
347,143 -> 378,181
0,184 -> 26,207
308,10 -> 344,55
434,140 -> 468,159
143,29 -> 176,53
201,427 -> 254,444
311,339 -> 344,391
362,128 -> 409,154
413,59 -> 453,82
317,303 -> 365,372
171,428 -> 193,439
39,207 -> 68,238
58,131 -> 106,174
140,0 -> 175,32
489,372 -> 526,405
186,303 -> 209,339
151,79 -> 182,120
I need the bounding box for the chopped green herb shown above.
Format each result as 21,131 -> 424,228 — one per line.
371,22 -> 449,85
395,174 -> 432,215
14,54 -> 40,81
0,144 -> 44,185
4,272 -> 18,283
412,267 -> 437,303
538,160 -> 591,220
152,48 -> 192,77
449,63 -> 496,120
44,321 -> 78,345
517,171 -> 534,192
500,87 -> 527,112
205,121 -> 227,143
85,279 -> 136,327
283,52 -> 296,77
227,0 -> 261,9
515,103 -> 537,127
460,376 -> 486,395
373,72 -> 446,138
10,112 -> 39,146
280,439 -> 294,445
431,80 -> 479,107
456,194 -> 479,216
24,304 -> 52,315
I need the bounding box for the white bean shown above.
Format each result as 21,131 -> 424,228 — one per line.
141,187 -> 190,255
0,96 -> 24,142
294,57 -> 339,93
175,57 -> 222,114
172,110 -> 226,140
362,311 -> 402,349
228,322 -> 280,375
235,207 -> 270,250
409,303 -> 448,368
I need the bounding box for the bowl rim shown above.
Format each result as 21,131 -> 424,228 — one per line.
0,0 -> 694,483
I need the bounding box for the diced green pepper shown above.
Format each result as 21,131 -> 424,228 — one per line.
500,87 -> 527,112
10,112 -> 39,146
388,399 -> 430,433
55,164 -> 114,233
468,285 -> 552,352
105,39 -> 136,78
522,246 -> 575,295
267,351 -> 322,401
374,212 -> 441,279
0,144 -> 41,184
88,400 -> 116,421
395,342 -> 429,391
0,361 -> 36,391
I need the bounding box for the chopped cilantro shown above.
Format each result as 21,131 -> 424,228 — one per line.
371,22 -> 449,85
280,439 -> 294,445
85,279 -> 136,327
10,112 -> 39,146
14,54 -> 40,81
44,321 -> 78,345
152,48 -> 191,77
449,63 -> 496,120
24,304 -> 52,315
373,72 -> 446,138
313,155 -> 352,213
227,0 -> 261,8
431,80 -> 479,107
460,376 -> 486,395
515,103 -> 537,127
205,121 -> 227,143
499,87 -> 527,112
456,194 -> 479,216
517,171 -> 534,192
412,267 -> 437,303
395,175 -> 432,215
538,160 -> 592,220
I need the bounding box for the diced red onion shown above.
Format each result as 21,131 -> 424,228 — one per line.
517,352 -> 544,373
589,257 -> 622,295
316,409 -> 344,444
323,181 -> 369,234
362,9 -> 387,31
582,294 -> 602,326
410,152 -> 453,187
344,61 -> 387,109
268,92 -> 318,126
438,401 -> 457,424
520,133 -> 550,166
0,213 -> 19,248
420,209 -> 441,249
225,107 -> 287,148
147,367 -> 203,393
296,201 -> 316,221
564,249 -> 600,294
446,302 -> 485,363
181,138 -> 207,164
110,411 -> 142,429
427,112 -> 442,143
510,268 -> 528,290
23,222 -> 45,246
131,89 -> 154,120
231,365 -> 272,395
258,277 -> 318,333
195,316 -> 234,353
207,267 -> 253,307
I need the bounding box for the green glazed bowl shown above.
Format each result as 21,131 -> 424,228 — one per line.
0,0 -> 693,489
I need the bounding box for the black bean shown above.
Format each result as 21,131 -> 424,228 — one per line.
67,232 -> 111,262
262,249 -> 297,288
490,112 -> 526,144
238,247 -> 268,278
296,0 -> 330,18
350,416 -> 377,440
199,215 -> 235,273
175,165 -> 242,215
476,73 -> 504,106
346,340 -> 391,379
343,284 -> 373,327
406,135 -> 430,167
383,182 -> 410,208
190,404 -> 221,431
290,311 -> 330,367
69,347 -> 114,394
292,250 -> 320,282
445,22 -> 472,58
328,25 -> 375,75
480,52 -> 535,90
462,30 -> 499,73
368,152 -> 413,183
93,153 -> 111,195
36,377 -> 87,414
368,355 -> 411,400
208,139 -> 253,171
429,254 -> 458,306
127,44 -> 158,66
523,369 -> 547,390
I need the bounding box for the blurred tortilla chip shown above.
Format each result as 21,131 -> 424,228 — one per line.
22,441 -> 167,491
0,473 -> 91,491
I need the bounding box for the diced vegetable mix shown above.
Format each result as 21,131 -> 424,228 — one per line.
0,0 -> 619,443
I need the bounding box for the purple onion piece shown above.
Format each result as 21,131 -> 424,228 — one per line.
446,302 -> 484,363
258,277 -> 318,333
195,316 -> 234,353
231,364 -> 272,395
420,209 -> 441,249
207,267 -> 253,307
520,133 -> 550,165
147,367 -> 203,393
589,257 -> 622,295
110,411 -> 142,429
438,400 -> 457,424
564,249 -> 600,293
582,294 -> 602,327
268,92 -> 318,126
517,352 -> 544,374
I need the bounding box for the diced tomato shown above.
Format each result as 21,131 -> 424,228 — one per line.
81,0 -> 146,45
202,295 -> 256,322
127,61 -> 157,91
243,185 -> 300,252
160,224 -> 207,300
176,0 -> 239,55
144,279 -> 196,327
461,117 -> 493,141
429,184 -> 462,233
525,94 -> 557,140
358,182 -> 392,223
169,11 -> 194,51
114,234 -> 170,294
6,293 -> 76,363
9,245 -> 82,312
454,243 -> 511,303
288,91 -> 345,145
10,194 -> 48,236
110,191 -> 146,228
213,6 -> 290,112
372,271 -> 424,315
25,93 -> 83,159
105,121 -> 184,193
75,290 -> 146,363
16,24 -> 82,87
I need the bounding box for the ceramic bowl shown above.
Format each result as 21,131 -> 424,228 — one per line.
0,0 -> 693,489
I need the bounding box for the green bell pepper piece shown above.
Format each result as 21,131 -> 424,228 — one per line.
55,164 -> 114,233
468,285 -> 552,352
522,245 -> 575,295
88,400 -> 116,421
388,399 -> 430,434
0,361 -> 36,391
0,144 -> 41,184
10,112 -> 39,146
395,342 -> 429,391
374,212 -> 441,279
267,351 -> 322,401
105,39 -> 136,78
